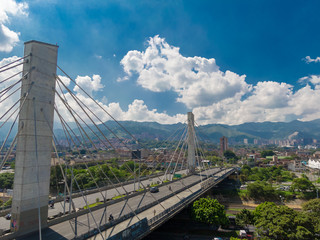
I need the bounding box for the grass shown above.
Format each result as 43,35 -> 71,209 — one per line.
226,213 -> 236,217
112,194 -> 126,200
135,188 -> 144,192
227,208 -> 245,212
84,202 -> 103,209
150,183 -> 159,187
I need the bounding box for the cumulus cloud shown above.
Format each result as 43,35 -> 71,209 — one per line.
299,75 -> 320,86
55,89 -> 185,124
303,56 -> 320,63
0,56 -> 23,122
54,72 -> 185,125
73,74 -> 104,96
0,0 -> 28,52
118,35 -> 320,125
4,36 -> 320,127
0,55 -> 183,128
120,35 -> 250,108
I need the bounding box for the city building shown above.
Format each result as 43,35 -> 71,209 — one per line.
220,136 -> 228,155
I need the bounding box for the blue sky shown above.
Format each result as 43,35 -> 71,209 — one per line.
1,0 -> 320,125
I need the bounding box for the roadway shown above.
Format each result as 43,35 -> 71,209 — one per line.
12,168 -> 226,240
0,169 -> 187,230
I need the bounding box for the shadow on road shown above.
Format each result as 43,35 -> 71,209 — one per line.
17,228 -> 68,240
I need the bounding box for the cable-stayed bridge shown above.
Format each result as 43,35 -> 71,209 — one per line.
0,41 -> 236,240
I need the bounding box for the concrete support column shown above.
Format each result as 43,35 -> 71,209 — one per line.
187,112 -> 196,174
11,41 -> 58,234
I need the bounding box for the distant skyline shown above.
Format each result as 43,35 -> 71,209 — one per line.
1,0 -> 320,125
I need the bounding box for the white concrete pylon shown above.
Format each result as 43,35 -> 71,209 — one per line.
11,41 -> 58,234
187,112 -> 196,174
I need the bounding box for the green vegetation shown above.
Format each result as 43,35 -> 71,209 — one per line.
239,165 -> 318,201
111,194 -> 126,200
192,196 -> 320,239
302,199 -> 320,234
135,188 -> 144,192
254,201 -> 316,239
246,181 -> 279,201
3,198 -> 12,207
241,177 -> 317,201
223,150 -> 238,161
260,150 -> 275,158
239,165 -> 295,183
150,183 -> 159,187
50,160 -> 153,193
83,202 -> 103,209
0,172 -> 14,189
235,209 -> 254,227
191,197 -> 229,227
291,177 -> 315,193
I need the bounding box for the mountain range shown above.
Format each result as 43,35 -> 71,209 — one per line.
2,119 -> 320,144
78,119 -> 320,144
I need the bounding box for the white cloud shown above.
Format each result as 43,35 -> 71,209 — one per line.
0,0 -> 28,52
303,56 -> 320,63
0,24 -> 20,52
55,92 -> 184,125
57,75 -> 71,87
4,36 -> 320,127
0,56 -> 22,121
73,74 -> 104,96
120,35 -> 251,108
299,75 -> 320,85
118,36 -> 320,125
192,81 -> 320,125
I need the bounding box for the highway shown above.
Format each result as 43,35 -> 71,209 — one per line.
0,169 -> 187,230
14,168 -> 225,240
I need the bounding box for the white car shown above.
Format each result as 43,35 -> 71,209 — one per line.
240,230 -> 247,237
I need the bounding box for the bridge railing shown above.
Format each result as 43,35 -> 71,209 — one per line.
56,168 -> 236,240
148,168 -> 236,227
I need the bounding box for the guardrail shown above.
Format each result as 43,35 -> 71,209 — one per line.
74,168 -> 236,240
0,168 -> 235,240
52,172 -> 164,203
148,168 -> 235,228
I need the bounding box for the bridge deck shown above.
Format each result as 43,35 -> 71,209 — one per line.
0,168 -> 234,240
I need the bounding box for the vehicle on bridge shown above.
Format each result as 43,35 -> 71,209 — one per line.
5,213 -> 11,220
150,186 -> 159,193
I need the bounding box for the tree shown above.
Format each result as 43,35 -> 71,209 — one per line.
207,155 -> 222,166
223,150 -> 237,160
302,198 -> 320,214
120,160 -> 139,172
4,198 -> 12,207
0,172 -> 14,189
191,197 -> 229,227
302,199 -> 320,235
246,181 -> 279,201
235,209 -> 254,227
254,202 -> 315,240
260,150 -> 275,158
290,177 -> 315,193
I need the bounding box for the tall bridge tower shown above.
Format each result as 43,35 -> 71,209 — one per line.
11,41 -> 58,234
187,112 -> 196,173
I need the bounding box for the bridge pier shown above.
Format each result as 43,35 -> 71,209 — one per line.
11,41 -> 58,234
